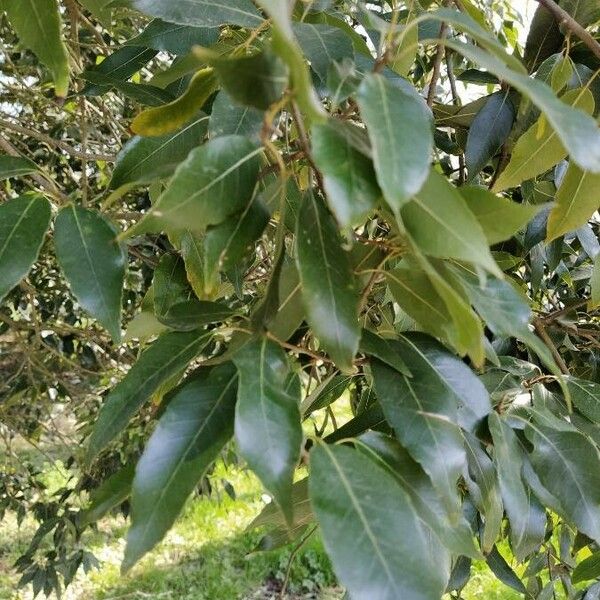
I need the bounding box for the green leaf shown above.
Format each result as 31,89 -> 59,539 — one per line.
402,169 -> 500,275
123,364 -> 237,571
547,163 -> 600,241
131,0 -> 262,27
524,4 -> 562,71
568,377 -> 600,423
526,422 -> 600,544
127,135 -> 262,236
460,186 -> 546,244
233,337 -> 302,526
463,432 -> 503,553
492,88 -> 595,192
209,91 -> 263,141
310,443 -> 447,600
488,413 -> 546,561
267,259 -> 304,342
5,0 -> 69,96
312,120 -> 380,228
0,194 -> 51,302
371,345 -> 466,517
130,68 -> 218,136
591,254 -> 600,310
465,91 -> 515,180
78,0 -> 113,25
444,39 -> 600,173
203,196 -> 270,297
358,432 -> 481,560
86,330 -> 212,463
356,73 -> 433,213
292,23 -> 354,83
295,194 -> 360,372
54,206 -> 126,342
81,465 -> 135,526
126,19 -> 219,55
254,0 -> 326,122
573,552 -> 600,584
485,545 -> 528,595
197,47 -> 288,111
110,114 -> 209,189
359,329 -> 411,377
0,155 -> 39,179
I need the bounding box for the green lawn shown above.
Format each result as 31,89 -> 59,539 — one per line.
0,457 -> 526,600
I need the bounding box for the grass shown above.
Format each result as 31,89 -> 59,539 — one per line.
1,456 -> 528,600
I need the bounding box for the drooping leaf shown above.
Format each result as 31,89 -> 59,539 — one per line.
197,47 -> 288,111
486,545 -> 528,595
310,443 -> 447,600
356,73 -> 433,213
0,156 -> 39,180
371,347 -> 467,517
267,259 -> 304,343
110,114 -> 209,189
465,91 -> 515,181
233,337 -> 302,526
81,465 -> 135,526
492,88 -> 595,192
460,186 -> 546,244
402,169 -> 500,275
524,4 -> 563,71
86,330 -> 212,463
295,194 -> 360,372
292,23 -> 354,84
54,205 -> 126,342
127,135 -> 262,236
0,195 -> 51,302
131,68 -> 218,136
5,0 -> 69,96
547,163 -> 600,241
130,0 -> 263,28
312,120 -> 380,228
123,364 -> 237,571
126,19 -> 219,55
488,413 -> 546,561
209,91 -> 263,141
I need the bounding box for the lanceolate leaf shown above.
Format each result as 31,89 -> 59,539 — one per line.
86,330 -> 212,463
547,163 -> 600,241
310,443 -> 447,600
131,0 -> 263,28
295,194 -> 360,372
5,0 -> 69,96
312,120 -> 380,228
127,135 -> 262,236
123,364 -> 237,571
465,91 -> 515,181
488,413 -> 546,561
110,114 -> 209,189
54,206 -> 126,342
371,352 -> 466,517
0,195 -> 51,302
233,337 -> 302,526
0,156 -> 39,180
357,73 -> 433,213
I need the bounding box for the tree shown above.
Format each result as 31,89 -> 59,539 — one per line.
1,0 -> 600,597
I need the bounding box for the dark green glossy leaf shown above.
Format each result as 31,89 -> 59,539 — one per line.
0,194 -> 51,302
54,205 -> 126,342
312,120 -> 380,228
0,155 -> 39,179
110,114 -> 209,189
86,330 -> 212,463
295,194 -> 360,372
233,337 -> 302,526
486,546 -> 528,595
465,91 -> 515,180
359,329 -> 410,377
81,465 -> 135,526
209,91 -> 263,141
126,18 -> 218,54
569,377 -> 600,423
268,259 -> 304,342
573,552 -> 600,584
357,73 -> 433,212
131,0 -> 262,28
128,135 -> 262,235
310,443 -> 447,600
123,364 -> 237,571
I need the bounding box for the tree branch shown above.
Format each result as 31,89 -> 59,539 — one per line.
535,0 -> 600,61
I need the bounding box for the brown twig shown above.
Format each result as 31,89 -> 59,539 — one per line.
535,0 -> 600,61
427,20 -> 449,108
533,317 -> 570,375
445,49 -> 466,184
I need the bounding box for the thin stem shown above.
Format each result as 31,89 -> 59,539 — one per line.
533,318 -> 570,375
426,20 -> 449,107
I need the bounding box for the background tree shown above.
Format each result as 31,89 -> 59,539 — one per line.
1,0 -> 600,598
